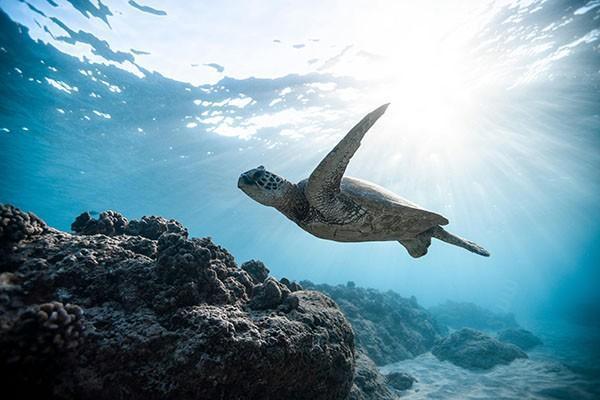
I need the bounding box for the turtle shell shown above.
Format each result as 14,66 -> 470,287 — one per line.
340,176 -> 449,230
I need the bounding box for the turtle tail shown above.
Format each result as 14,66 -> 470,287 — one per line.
431,227 -> 490,257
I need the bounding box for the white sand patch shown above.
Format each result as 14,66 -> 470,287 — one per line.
381,352 -> 599,400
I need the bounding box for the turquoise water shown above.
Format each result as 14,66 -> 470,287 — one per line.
1,0 -> 599,388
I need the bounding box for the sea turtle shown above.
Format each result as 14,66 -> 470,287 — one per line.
238,104 -> 489,258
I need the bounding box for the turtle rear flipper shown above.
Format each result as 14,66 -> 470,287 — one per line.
431,227 -> 490,257
399,235 -> 432,258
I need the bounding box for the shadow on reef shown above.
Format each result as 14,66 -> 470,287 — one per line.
0,205 -> 356,400
302,281 -> 447,365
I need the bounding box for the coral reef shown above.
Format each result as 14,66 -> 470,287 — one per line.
348,350 -> 398,400
0,297 -> 85,362
497,328 -> 542,351
71,211 -> 187,239
0,204 -> 46,243
240,259 -> 270,283
429,300 -> 519,331
0,204 -> 354,400
385,371 -> 417,391
432,328 -> 527,370
302,281 -> 445,365
280,277 -> 303,292
248,277 -> 292,310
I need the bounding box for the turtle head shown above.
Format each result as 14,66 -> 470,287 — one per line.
238,166 -> 291,207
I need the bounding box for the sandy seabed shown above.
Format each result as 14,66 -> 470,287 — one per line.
381,350 -> 599,400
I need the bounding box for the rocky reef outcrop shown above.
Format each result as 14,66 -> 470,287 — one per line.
302,281 -> 445,365
385,372 -> 417,392
0,205 -> 355,399
497,328 -> 542,351
70,210 -> 188,239
432,328 -> 527,370
348,350 -> 398,400
429,300 -> 518,331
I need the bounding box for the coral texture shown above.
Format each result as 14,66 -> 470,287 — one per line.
0,204 -> 354,400
432,328 -> 527,370
385,371 -> 417,392
497,328 -> 543,351
348,350 -> 398,400
71,211 -> 187,239
302,281 -> 445,365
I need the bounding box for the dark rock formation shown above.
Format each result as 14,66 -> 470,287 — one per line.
70,210 -> 128,236
385,371 -> 417,391
0,296 -> 85,366
280,277 -> 303,292
497,328 -> 542,351
432,328 -> 527,370
0,204 -> 46,243
71,211 -> 188,239
429,300 -> 518,331
126,215 -> 188,240
349,350 -> 398,400
248,277 -> 291,310
303,281 -> 445,365
0,204 -> 355,400
240,259 -> 270,283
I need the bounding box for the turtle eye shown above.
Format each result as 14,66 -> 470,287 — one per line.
257,165 -> 265,170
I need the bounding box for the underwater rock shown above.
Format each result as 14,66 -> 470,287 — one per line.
118,235 -> 158,258
0,270 -> 86,391
125,215 -> 188,240
248,276 -> 291,310
431,328 -> 527,370
0,299 -> 85,359
348,349 -> 398,400
0,204 -> 46,244
385,371 -> 417,391
0,204 -> 355,400
302,281 -> 445,365
71,211 -> 188,239
71,210 -> 128,236
280,277 -> 303,292
429,300 -> 519,331
241,259 -> 270,283
497,328 -> 542,351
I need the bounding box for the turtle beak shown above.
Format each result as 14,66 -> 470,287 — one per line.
238,172 -> 254,188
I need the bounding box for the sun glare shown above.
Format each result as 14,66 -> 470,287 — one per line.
333,3 -> 488,171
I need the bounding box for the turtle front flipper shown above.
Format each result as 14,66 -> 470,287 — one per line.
305,103 -> 389,219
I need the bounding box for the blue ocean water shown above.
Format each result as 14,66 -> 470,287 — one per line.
1,0 -> 599,396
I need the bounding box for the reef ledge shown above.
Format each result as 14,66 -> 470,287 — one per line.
0,205 -> 355,400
